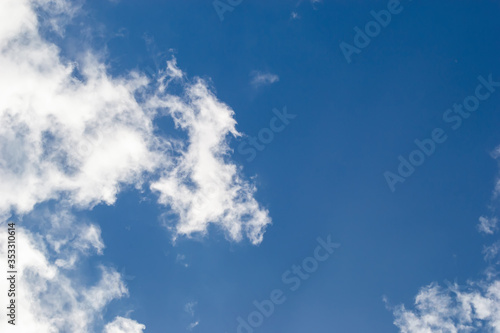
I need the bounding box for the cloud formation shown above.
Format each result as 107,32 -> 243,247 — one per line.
250,71 -> 280,87
149,71 -> 271,244
0,0 -> 271,331
0,0 -> 270,242
479,216 -> 498,235
104,317 -> 146,333
0,0 -> 162,215
393,280 -> 500,332
0,215 -> 135,332
184,301 -> 199,330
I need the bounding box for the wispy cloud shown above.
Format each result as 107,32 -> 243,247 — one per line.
188,321 -> 200,330
483,241 -> 500,261
176,253 -> 189,267
185,301 -> 199,330
185,301 -> 197,317
479,216 -> 498,235
250,71 -> 280,87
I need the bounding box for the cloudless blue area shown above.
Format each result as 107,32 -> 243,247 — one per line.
50,0 -> 500,332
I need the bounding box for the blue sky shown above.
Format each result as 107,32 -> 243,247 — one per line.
1,0 -> 500,332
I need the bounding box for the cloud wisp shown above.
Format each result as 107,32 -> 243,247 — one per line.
250,71 -> 280,88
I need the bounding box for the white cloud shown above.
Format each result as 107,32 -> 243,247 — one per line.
0,0 -> 164,215
36,208 -> 106,269
485,242 -> 500,261
149,66 -> 271,245
188,321 -> 200,330
479,216 -> 498,235
35,208 -> 104,251
0,222 -> 141,333
392,279 -> 500,332
103,317 -> 146,333
157,56 -> 184,92
250,71 -> 280,87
